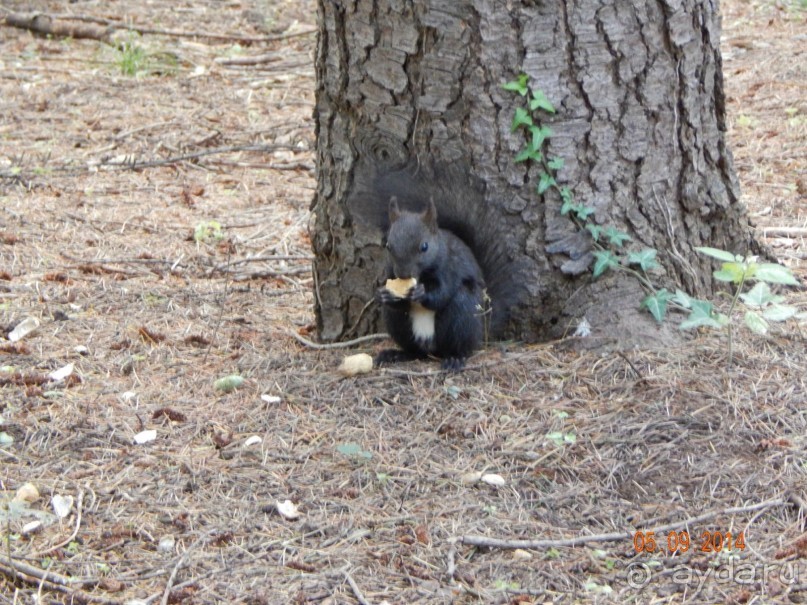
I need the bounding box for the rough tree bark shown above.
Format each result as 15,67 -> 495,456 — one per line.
311,0 -> 757,348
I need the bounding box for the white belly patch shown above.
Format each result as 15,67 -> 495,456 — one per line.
410,303 -> 435,345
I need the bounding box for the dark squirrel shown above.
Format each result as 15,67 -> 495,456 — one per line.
350,161 -> 526,371
376,196 -> 486,371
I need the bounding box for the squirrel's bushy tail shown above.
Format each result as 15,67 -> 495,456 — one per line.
349,159 -> 527,338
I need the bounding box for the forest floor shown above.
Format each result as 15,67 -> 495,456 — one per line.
0,1 -> 805,604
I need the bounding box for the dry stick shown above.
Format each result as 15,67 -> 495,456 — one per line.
286,329 -> 390,350
761,227 -> 807,238
160,536 -> 206,605
91,143 -> 298,172
0,557 -> 104,598
2,13 -> 112,42
343,570 -> 371,605
47,13 -> 317,43
214,53 -> 284,66
211,255 -> 313,271
1,144 -> 302,179
459,496 -> 787,550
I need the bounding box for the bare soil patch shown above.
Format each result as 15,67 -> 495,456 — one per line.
1,1 -> 805,604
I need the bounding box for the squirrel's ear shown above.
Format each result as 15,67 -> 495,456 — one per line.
424,197 -> 438,231
389,196 -> 401,222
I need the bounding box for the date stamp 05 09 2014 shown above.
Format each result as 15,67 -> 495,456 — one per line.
633,529 -> 745,555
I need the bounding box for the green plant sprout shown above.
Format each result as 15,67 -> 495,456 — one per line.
116,35 -> 147,76
194,220 -> 224,243
504,74 -> 802,364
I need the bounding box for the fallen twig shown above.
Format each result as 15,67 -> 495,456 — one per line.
343,570 -> 371,605
459,496 -> 787,550
287,329 -> 390,350
160,535 -> 206,605
91,143 -> 298,172
761,227 -> 807,238
3,12 -> 112,42
3,11 -> 316,44
214,52 -> 284,66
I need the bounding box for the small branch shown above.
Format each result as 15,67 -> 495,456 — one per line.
160,535 -> 206,605
287,330 -> 390,350
214,52 -> 284,66
52,15 -> 318,43
90,143 -> 299,172
0,555 -> 95,587
459,497 -> 787,550
5,11 -> 316,44
209,255 -> 313,273
761,227 -> 807,238
616,351 -> 646,382
3,13 -> 112,42
343,571 -> 371,605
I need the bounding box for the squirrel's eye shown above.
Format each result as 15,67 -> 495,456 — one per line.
420,242 -> 429,252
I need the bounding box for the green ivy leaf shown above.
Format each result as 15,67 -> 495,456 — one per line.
529,89 -> 556,113
627,249 -> 660,272
502,74 -> 529,96
561,198 -> 575,216
547,157 -> 564,171
673,289 -> 694,309
529,125 -> 552,150
696,247 -> 737,262
641,289 -> 672,323
586,225 -> 603,242
574,205 -> 595,221
739,282 -> 773,307
752,263 -> 800,286
511,107 -> 533,131
604,227 -> 632,247
537,172 -> 555,194
514,146 -> 542,163
713,262 -> 747,283
743,311 -> 768,334
761,304 -> 798,322
592,250 -> 619,278
559,186 -> 573,204
679,300 -> 723,330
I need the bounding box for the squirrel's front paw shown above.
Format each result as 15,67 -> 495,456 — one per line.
408,283 -> 427,301
376,287 -> 397,305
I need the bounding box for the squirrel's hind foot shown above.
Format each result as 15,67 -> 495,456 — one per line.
375,349 -> 423,367
440,357 -> 467,372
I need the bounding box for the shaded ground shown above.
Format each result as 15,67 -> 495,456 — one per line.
0,1 -> 805,604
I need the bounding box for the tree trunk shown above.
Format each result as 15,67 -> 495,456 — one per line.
311,0 -> 756,348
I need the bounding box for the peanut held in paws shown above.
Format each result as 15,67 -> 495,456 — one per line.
385,277 -> 417,298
